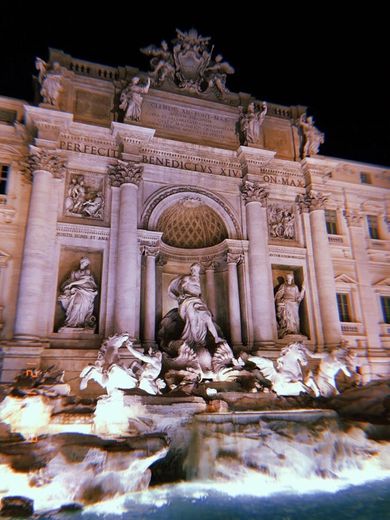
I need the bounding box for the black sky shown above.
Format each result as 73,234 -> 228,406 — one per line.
1,7 -> 388,167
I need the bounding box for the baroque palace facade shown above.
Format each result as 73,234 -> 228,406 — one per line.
0,30 -> 389,387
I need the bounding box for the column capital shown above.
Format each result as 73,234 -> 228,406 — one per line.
202,259 -> 219,271
343,209 -> 364,227
22,145 -> 66,181
241,180 -> 269,206
226,252 -> 244,265
296,190 -> 328,213
140,245 -> 159,257
108,159 -> 143,187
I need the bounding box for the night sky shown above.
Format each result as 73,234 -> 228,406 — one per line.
1,8 -> 388,167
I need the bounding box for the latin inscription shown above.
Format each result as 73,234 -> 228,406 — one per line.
262,174 -> 304,188
59,140 -> 119,158
142,154 -> 241,177
142,100 -> 238,145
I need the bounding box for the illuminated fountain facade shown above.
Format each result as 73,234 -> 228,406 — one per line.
0,28 -> 390,516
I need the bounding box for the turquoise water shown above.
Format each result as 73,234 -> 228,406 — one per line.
77,479 -> 390,520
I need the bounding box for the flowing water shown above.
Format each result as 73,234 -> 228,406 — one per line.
1,401 -> 389,518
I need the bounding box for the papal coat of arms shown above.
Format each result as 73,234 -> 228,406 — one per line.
141,28 -> 235,99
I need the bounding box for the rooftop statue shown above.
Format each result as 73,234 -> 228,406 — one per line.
238,101 -> 267,145
298,113 -> 325,158
119,76 -> 151,122
35,57 -> 65,107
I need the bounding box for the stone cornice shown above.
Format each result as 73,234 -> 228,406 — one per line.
241,179 -> 269,205
107,159 -> 143,187
111,122 -> 156,144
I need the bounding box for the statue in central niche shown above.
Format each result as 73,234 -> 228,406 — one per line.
158,263 -> 226,372
169,263 -> 224,347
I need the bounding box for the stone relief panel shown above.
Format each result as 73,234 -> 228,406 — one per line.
54,248 -> 102,334
74,90 -> 112,125
268,203 -> 296,240
64,172 -> 105,221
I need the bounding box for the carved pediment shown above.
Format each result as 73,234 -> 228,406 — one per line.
373,277 -> 390,287
335,273 -> 357,285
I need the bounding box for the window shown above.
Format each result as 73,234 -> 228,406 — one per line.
381,296 -> 390,324
325,209 -> 338,234
360,172 -> 371,184
367,215 -> 379,239
336,293 -> 351,322
0,164 -> 9,198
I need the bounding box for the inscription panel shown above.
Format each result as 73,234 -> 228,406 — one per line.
141,99 -> 239,147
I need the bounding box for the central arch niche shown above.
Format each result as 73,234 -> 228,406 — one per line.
157,197 -> 228,248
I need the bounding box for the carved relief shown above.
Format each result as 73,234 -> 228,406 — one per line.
107,160 -> 143,187
64,173 -> 105,220
268,204 -> 295,240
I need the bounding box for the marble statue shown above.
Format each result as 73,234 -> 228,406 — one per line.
298,113 -> 325,158
248,342 -> 318,396
35,58 -> 64,107
125,343 -> 165,395
58,257 -> 98,330
274,273 -> 305,338
204,54 -> 235,98
168,263 -> 224,348
140,40 -> 175,86
239,102 -> 267,145
119,76 -> 151,122
310,348 -> 353,397
80,333 -> 165,396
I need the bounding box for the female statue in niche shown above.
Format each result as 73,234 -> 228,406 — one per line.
58,256 -> 98,330
274,273 -> 305,338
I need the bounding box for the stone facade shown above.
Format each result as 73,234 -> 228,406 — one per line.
0,34 -> 389,387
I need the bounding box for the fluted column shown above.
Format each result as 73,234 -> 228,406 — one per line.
142,245 -> 158,346
14,147 -> 65,340
241,180 -> 277,346
204,261 -> 217,318
297,191 -> 341,347
226,253 -> 243,347
108,160 -> 143,338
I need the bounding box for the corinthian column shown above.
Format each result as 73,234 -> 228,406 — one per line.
141,245 -> 159,346
297,191 -> 341,347
14,146 -> 66,340
226,253 -> 243,347
108,160 -> 143,338
241,180 -> 277,347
